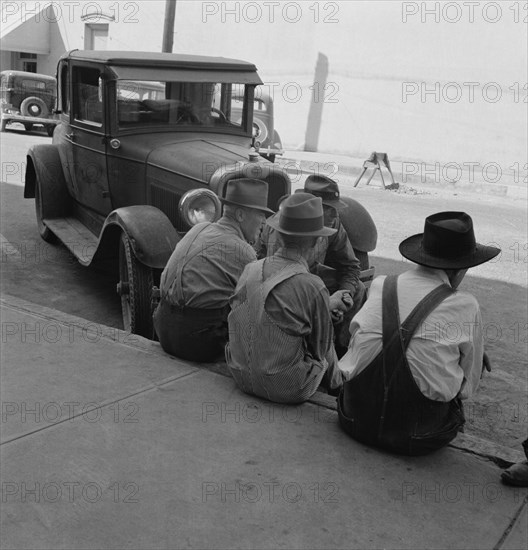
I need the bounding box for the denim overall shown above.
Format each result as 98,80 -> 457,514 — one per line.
338,275 -> 465,455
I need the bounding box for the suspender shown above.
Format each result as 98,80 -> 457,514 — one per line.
381,275 -> 454,380
162,223 -> 211,306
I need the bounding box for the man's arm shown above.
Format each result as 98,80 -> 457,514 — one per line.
324,220 -> 361,293
458,307 -> 485,399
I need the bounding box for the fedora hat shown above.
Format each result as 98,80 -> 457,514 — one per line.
399,211 -> 500,269
303,175 -> 347,210
220,178 -> 274,215
267,193 -> 337,237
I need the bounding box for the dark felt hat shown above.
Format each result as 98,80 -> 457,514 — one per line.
267,193 -> 337,237
220,178 -> 274,215
303,175 -> 347,210
399,211 -> 500,269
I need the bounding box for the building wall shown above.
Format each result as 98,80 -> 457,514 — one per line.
2,1 -> 525,170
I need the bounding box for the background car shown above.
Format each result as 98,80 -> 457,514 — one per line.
0,70 -> 59,136
24,50 -> 291,338
231,87 -> 283,162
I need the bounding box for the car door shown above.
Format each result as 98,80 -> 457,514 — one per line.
68,64 -> 112,216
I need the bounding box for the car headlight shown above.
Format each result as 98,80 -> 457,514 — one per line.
179,189 -> 221,227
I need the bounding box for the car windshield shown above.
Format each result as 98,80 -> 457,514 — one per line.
116,80 -> 247,130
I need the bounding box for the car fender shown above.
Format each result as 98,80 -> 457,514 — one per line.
97,206 -> 180,269
339,196 -> 378,252
24,144 -> 71,217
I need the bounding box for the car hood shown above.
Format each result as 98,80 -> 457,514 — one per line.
146,138 -> 251,183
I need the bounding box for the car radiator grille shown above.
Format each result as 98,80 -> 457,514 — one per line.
149,184 -> 182,230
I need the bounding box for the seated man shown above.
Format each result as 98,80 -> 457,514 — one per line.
338,212 -> 500,455
257,175 -> 365,357
153,178 -> 272,362
226,193 -> 351,404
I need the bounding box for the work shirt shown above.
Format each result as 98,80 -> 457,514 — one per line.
339,266 -> 484,401
257,214 -> 361,293
160,217 -> 256,309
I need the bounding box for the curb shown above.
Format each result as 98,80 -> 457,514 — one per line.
2,294 -> 525,468
278,155 -> 527,200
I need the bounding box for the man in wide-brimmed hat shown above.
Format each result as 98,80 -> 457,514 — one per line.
226,193 -> 348,403
154,178 -> 273,363
257,174 -> 369,357
338,211 -> 500,455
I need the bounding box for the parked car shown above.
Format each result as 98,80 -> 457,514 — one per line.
231,87 -> 283,162
24,50 -> 292,337
0,70 -> 59,136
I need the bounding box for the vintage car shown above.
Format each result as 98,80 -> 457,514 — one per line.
24,50 -> 292,337
231,88 -> 283,162
0,70 -> 59,136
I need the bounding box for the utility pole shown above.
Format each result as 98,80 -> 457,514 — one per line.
304,52 -> 328,152
162,0 -> 176,53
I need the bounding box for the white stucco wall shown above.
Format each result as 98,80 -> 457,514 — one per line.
2,1 -> 525,171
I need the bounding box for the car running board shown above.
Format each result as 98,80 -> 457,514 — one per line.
43,217 -> 98,267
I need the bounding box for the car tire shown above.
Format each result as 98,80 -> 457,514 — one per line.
118,232 -> 155,339
24,123 -> 33,132
20,96 -> 49,118
0,119 -> 6,132
34,176 -> 56,243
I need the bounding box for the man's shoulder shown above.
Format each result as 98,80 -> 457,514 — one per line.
287,270 -> 328,294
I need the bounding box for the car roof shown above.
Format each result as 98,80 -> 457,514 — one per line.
0,70 -> 56,82
64,50 -> 258,72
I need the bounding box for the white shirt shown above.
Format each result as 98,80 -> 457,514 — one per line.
339,266 -> 484,401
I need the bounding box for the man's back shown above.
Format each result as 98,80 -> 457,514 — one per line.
227,252 -> 334,403
161,217 -> 256,309
340,265 -> 483,401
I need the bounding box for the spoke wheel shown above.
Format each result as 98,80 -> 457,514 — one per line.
118,233 -> 155,339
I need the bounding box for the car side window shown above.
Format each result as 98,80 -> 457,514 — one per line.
73,67 -> 102,126
59,62 -> 70,115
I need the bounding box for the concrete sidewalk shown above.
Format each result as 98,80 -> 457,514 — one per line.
277,150 -> 527,200
1,294 -> 527,549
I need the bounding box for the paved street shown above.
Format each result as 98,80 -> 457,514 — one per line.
2,128 -> 526,448
1,128 -> 527,549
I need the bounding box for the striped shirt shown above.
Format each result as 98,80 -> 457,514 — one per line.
227,251 -> 335,403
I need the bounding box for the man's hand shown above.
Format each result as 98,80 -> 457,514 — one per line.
329,290 -> 354,324
482,351 -> 492,377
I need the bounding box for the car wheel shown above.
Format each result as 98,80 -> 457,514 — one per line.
20,96 -> 49,118
34,176 -> 56,243
118,232 -> 155,339
24,123 -> 33,132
